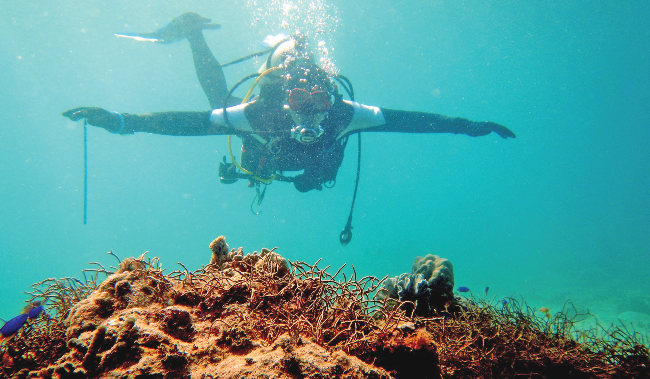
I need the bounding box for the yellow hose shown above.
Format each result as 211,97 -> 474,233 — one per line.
227,67 -> 281,184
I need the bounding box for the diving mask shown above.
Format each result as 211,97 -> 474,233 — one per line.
288,88 -> 332,114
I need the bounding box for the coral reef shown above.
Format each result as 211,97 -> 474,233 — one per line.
376,254 -> 455,316
209,236 -> 229,267
1,236 -> 649,379
1,237 -> 405,378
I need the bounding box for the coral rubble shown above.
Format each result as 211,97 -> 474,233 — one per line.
1,236 -> 649,379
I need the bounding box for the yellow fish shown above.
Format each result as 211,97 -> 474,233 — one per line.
539,307 -> 550,313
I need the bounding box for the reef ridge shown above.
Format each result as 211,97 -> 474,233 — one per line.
1,236 -> 649,379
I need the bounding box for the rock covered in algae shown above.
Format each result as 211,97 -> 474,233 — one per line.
377,254 -> 454,316
21,236 -> 400,379
9,237 -> 648,379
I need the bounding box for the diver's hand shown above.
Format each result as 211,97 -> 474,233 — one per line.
468,121 -> 516,139
62,107 -> 123,133
293,174 -> 323,192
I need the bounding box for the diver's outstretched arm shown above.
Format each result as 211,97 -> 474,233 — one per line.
336,103 -> 516,139
62,107 -> 233,136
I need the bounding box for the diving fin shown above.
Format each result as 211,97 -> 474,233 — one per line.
115,12 -> 220,44
114,33 -> 163,43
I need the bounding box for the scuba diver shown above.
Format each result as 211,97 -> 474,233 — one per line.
63,13 -> 516,244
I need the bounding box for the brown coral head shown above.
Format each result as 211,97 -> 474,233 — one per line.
209,236 -> 229,266
114,280 -> 132,298
116,257 -> 146,273
373,328 -> 440,378
93,297 -> 115,318
256,252 -> 290,277
218,326 -> 253,352
157,308 -> 195,341
173,290 -> 202,307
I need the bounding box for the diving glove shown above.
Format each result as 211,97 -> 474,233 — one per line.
467,121 -> 516,139
62,107 -> 124,134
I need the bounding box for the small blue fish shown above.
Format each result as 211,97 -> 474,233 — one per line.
0,314 -> 29,338
0,301 -> 45,341
27,305 -> 45,319
500,299 -> 509,306
457,286 -> 470,293
484,287 -> 490,296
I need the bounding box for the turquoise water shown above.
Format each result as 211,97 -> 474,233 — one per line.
1,1 -> 649,335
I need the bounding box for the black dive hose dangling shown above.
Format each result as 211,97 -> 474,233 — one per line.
340,133 -> 361,245
334,75 -> 360,246
83,119 -> 88,225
